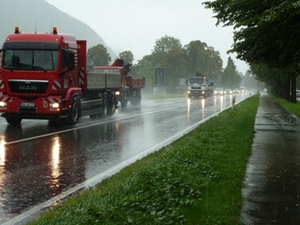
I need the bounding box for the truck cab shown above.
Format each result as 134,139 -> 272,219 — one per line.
187,71 -> 215,99
0,27 -> 82,125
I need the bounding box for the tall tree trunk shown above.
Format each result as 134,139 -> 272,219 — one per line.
282,76 -> 290,101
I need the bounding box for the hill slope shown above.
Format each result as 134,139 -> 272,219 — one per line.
0,0 -> 116,58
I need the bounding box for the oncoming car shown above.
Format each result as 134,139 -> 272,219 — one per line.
214,88 -> 225,95
225,89 -> 232,94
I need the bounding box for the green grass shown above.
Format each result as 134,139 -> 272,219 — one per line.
27,95 -> 260,225
273,97 -> 300,119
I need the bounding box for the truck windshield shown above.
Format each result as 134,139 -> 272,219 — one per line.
3,49 -> 58,71
189,78 -> 204,85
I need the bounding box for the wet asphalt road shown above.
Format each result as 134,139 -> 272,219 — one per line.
0,93 -> 248,224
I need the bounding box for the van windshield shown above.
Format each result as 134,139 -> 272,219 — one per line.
3,49 -> 58,71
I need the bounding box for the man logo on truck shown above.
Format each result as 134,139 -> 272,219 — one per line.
19,85 -> 37,91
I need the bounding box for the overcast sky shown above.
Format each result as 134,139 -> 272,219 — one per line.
45,0 -> 249,74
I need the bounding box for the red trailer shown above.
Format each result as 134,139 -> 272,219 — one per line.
93,59 -> 145,108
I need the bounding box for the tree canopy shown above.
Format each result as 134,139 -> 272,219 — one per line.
221,57 -> 241,89
153,35 -> 182,54
119,51 -> 134,65
87,44 -> 111,71
133,36 -> 227,89
203,0 -> 300,102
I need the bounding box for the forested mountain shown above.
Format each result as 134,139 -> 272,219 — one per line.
0,0 -> 116,58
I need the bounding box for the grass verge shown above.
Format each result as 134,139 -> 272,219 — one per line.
27,95 -> 259,225
273,96 -> 300,119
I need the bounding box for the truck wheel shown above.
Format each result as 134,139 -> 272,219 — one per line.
66,96 -> 80,125
6,117 -> 22,126
108,94 -> 116,116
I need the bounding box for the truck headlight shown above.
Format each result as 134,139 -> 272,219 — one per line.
50,102 -> 60,108
115,91 -> 120,96
0,102 -> 7,107
187,91 -> 191,94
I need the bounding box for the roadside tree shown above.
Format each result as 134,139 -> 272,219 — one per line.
87,44 -> 111,71
221,57 -> 241,88
133,55 -> 157,91
119,51 -> 134,65
161,48 -> 187,89
203,0 -> 300,102
153,35 -> 182,54
184,40 -> 222,83
151,36 -> 184,90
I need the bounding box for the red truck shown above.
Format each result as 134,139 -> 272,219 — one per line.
93,58 -> 145,108
0,27 -> 121,125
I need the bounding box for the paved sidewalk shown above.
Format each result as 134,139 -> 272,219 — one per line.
241,93 -> 300,224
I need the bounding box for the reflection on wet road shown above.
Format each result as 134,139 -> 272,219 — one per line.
0,93 -> 248,224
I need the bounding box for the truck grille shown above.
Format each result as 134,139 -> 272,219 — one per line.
19,107 -> 37,114
8,80 -> 48,94
191,87 -> 202,90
